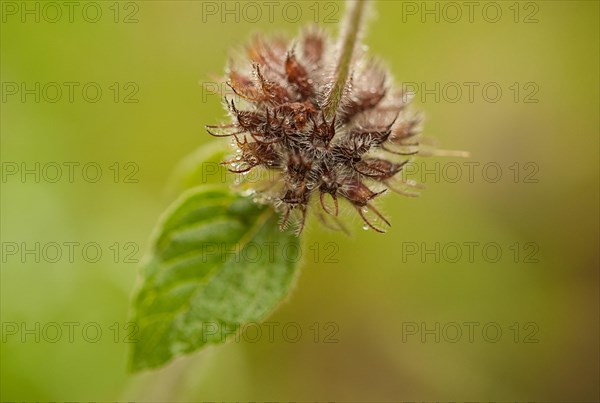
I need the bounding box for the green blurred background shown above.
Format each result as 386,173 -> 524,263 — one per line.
1,0 -> 598,401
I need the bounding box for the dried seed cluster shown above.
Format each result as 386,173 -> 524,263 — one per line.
207,28 -> 423,233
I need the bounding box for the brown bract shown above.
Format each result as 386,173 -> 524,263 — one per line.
206,28 -> 423,234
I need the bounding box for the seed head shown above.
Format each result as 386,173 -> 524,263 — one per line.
207,27 -> 424,234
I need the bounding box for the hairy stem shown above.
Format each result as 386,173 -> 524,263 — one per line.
323,0 -> 368,120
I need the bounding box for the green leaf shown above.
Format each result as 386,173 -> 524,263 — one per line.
129,185 -> 300,372
164,141 -> 231,197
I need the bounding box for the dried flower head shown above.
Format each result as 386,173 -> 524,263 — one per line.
207,4 -> 430,234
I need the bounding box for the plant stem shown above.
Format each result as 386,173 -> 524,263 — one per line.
323,0 -> 368,120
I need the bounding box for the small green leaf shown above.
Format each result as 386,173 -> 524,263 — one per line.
130,185 -> 300,372
165,142 -> 230,196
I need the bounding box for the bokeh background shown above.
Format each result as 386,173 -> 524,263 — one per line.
1,0 -> 598,401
